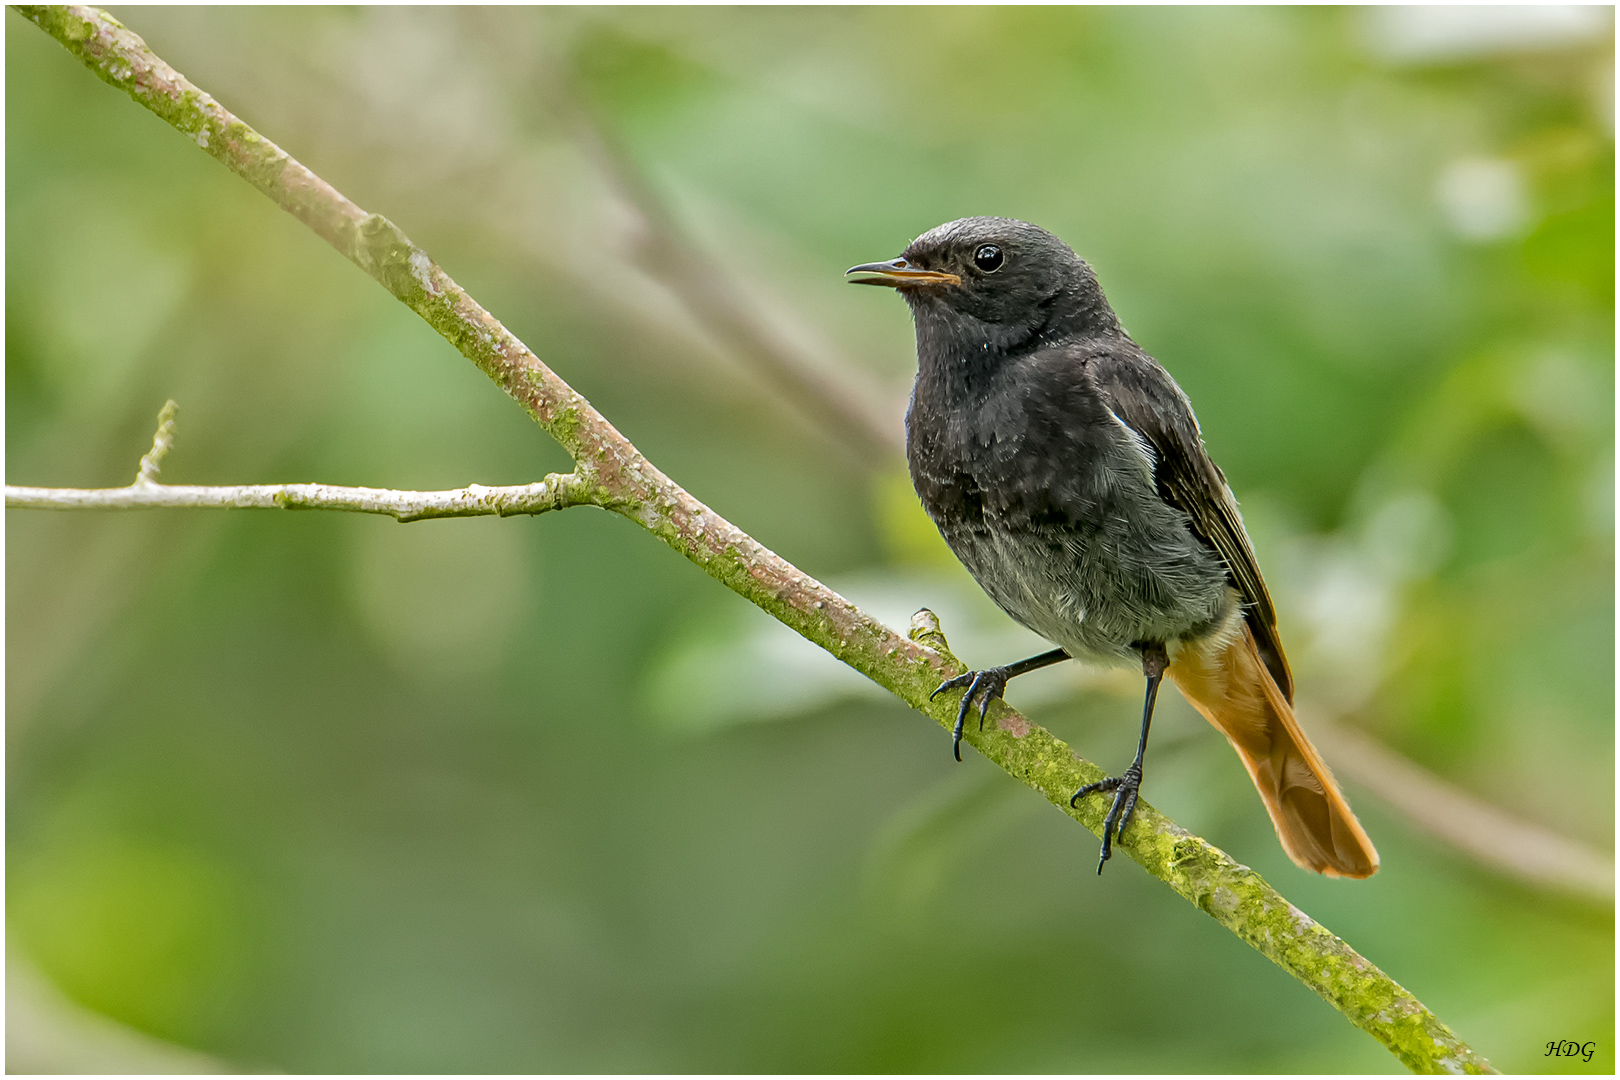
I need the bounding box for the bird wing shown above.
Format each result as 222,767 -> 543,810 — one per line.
1086,347 -> 1294,702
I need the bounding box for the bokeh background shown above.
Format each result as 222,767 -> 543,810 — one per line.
7,5 -> 1613,1073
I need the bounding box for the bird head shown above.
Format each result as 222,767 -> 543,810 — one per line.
846,217 -> 1118,357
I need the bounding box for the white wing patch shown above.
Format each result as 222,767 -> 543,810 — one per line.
1106,408 -> 1157,480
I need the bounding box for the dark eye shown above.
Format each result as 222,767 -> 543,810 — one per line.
973,244 -> 1004,272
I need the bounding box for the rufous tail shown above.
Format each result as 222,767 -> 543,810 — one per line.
1167,624 -> 1379,878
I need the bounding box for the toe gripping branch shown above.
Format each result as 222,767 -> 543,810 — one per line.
1071,642 -> 1169,874
930,648 -> 1069,762
930,666 -> 1008,762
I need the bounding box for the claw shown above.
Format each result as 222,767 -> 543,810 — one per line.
1070,768 -> 1143,874
1070,644 -> 1163,876
929,671 -> 976,700
952,690 -> 971,762
1069,776 -> 1120,808
931,667 -> 1010,761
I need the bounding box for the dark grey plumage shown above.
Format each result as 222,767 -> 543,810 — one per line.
894,218 -> 1284,687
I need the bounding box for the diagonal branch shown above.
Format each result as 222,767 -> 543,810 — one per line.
11,7 -> 1497,1073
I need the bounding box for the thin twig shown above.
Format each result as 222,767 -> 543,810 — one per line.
12,7 -> 1498,1073
6,476 -> 595,521
9,401 -> 598,521
133,399 -> 178,485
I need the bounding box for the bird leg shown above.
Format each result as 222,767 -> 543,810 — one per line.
930,648 -> 1069,761
1071,642 -> 1169,873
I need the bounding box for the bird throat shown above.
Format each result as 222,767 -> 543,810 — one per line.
909,299 -> 1046,402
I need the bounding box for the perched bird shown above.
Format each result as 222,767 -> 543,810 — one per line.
847,217 -> 1378,878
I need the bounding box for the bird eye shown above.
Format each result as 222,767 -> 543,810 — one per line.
973,244 -> 1004,272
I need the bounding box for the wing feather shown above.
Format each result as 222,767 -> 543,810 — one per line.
1088,348 -> 1294,701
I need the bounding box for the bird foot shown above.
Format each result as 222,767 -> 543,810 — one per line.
930,666 -> 1010,762
1070,763 -> 1143,874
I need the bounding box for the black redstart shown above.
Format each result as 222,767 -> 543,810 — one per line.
848,217 -> 1378,877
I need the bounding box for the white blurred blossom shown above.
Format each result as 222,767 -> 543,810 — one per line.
1436,157 -> 1529,242
1364,5 -> 1612,63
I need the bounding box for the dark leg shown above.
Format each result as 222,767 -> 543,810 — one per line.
1070,643 -> 1169,874
930,648 -> 1069,761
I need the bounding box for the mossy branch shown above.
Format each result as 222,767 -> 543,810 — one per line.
10,6 -> 1497,1073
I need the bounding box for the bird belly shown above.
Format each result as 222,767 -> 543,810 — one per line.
938,514 -> 1234,667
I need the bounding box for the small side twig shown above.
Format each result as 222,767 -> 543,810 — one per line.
133,399 -> 178,485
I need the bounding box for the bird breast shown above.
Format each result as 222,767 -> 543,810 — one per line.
906,354 -> 1233,664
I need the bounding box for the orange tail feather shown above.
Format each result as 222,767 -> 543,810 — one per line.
1167,624 -> 1379,878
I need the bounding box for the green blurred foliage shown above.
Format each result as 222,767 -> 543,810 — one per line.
6,6 -> 1612,1073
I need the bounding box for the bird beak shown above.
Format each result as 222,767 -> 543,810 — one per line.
845,258 -> 961,288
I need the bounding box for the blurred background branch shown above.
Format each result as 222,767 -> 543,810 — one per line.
1307,710 -> 1614,903
547,75 -> 904,466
